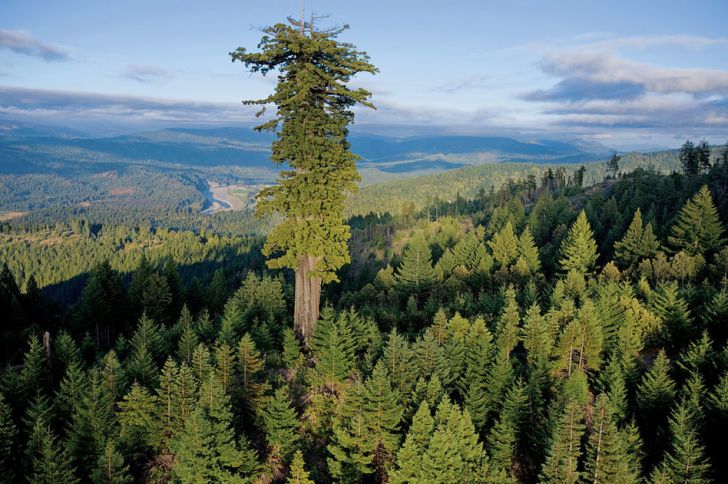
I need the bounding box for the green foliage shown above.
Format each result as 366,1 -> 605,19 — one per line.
654,403 -> 711,483
559,210 -> 599,274
172,374 -> 259,482
0,395 -> 18,480
30,425 -> 79,484
263,386 -> 300,461
311,308 -> 355,385
231,20 -> 377,282
668,185 -> 725,256
287,450 -> 314,484
394,234 -> 439,298
614,208 -> 661,268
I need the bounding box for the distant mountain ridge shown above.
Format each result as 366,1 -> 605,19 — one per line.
0,122 -> 612,179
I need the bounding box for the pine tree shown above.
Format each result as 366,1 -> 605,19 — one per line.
100,350 -> 124,402
540,372 -> 588,484
310,308 -> 355,385
30,425 -> 79,484
518,226 -> 541,273
282,327 -> 303,369
328,362 -> 402,479
178,319 -> 199,364
214,342 -> 235,394
606,152 -> 620,179
218,299 -> 244,347
394,234 -> 439,299
19,333 -> 49,400
487,380 -> 528,479
0,394 -> 18,480
191,343 -> 213,385
383,329 -> 416,397
287,450 -> 314,484
422,399 -> 487,483
614,208 -> 660,267
390,401 -> 434,483
173,374 -> 259,482
668,185 -> 725,255
67,371 -> 117,478
237,333 -> 265,414
91,440 -> 132,484
559,210 -> 599,274
489,221 -> 519,268
655,403 -> 711,483
583,394 -> 636,483
118,383 -> 161,457
637,350 -> 676,467
231,18 -> 377,339
263,386 -> 300,461
679,140 -> 699,175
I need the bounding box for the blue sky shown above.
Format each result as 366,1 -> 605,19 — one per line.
1,0 -> 727,149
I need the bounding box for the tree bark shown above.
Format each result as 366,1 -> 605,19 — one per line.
294,254 -> 322,342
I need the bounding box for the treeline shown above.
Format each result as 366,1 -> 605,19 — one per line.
0,154 -> 727,481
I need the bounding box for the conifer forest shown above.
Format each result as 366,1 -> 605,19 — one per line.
2,3 -> 728,484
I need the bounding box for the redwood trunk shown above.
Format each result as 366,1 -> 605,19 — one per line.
294,254 -> 322,342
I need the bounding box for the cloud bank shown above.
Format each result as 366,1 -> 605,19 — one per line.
0,29 -> 71,61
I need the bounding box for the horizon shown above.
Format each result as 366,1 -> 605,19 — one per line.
1,0 -> 728,150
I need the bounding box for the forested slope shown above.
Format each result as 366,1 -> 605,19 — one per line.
1,153 -> 728,482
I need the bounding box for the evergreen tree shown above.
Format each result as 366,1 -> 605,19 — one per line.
177,320 -> 199,364
282,327 -> 303,369
606,152 -> 620,179
237,333 -> 265,415
91,440 -> 132,484
0,394 -> 17,480
394,234 -> 439,299
30,425 -> 79,484
118,383 -> 161,458
583,394 -> 636,483
389,401 -> 434,484
668,185 -> 725,256
489,221 -> 519,268
655,403 -> 711,483
19,334 -> 49,400
559,210 -> 599,274
310,308 -> 355,385
680,140 -> 700,175
328,362 -> 402,479
637,350 -> 676,467
614,208 -> 660,268
487,380 -> 528,479
232,18 -> 377,339
263,386 -> 300,461
540,372 -> 588,484
173,374 -> 259,482
287,450 -> 314,484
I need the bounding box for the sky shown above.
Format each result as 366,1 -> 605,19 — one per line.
1,0 -> 727,149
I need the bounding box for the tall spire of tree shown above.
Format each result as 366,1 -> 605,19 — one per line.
668,185 -> 725,256
231,17 -> 378,340
559,210 -> 599,275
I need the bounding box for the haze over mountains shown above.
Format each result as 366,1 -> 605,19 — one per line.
0,120 -> 610,178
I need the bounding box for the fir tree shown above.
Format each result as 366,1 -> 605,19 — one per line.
310,308 -> 355,385
583,394 -> 637,483
287,450 -> 314,484
668,185 -> 725,256
173,374 -> 259,482
30,425 -> 79,484
655,403 -> 711,483
0,394 -> 17,480
489,221 -> 519,268
237,333 -> 265,414
637,350 -> 676,467
389,401 -> 434,484
282,327 -> 303,369
91,440 -> 132,484
487,380 -> 528,479
118,383 -> 161,457
178,320 -> 199,364
614,208 -> 660,268
559,210 -> 599,274
394,234 -> 439,299
231,18 -> 377,339
263,386 -> 300,461
19,334 -> 49,400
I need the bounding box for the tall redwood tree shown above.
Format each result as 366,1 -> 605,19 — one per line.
231,17 -> 377,341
